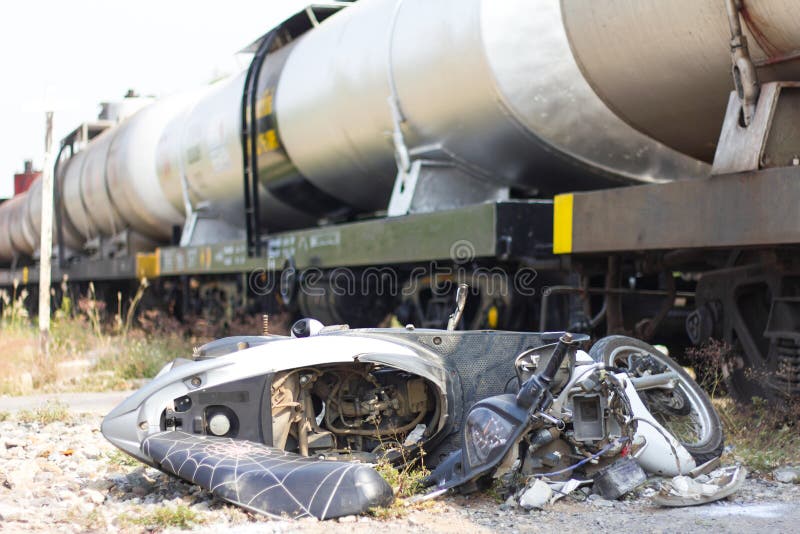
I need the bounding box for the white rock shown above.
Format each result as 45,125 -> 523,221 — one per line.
519,479 -> 553,510
590,497 -> 615,508
83,489 -> 105,505
193,501 -> 211,512
774,467 -> 800,484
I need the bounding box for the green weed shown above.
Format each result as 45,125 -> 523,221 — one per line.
16,400 -> 72,425
118,504 -> 205,531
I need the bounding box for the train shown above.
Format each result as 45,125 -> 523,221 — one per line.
1,0 -> 799,402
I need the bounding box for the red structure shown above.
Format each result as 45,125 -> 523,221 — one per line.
14,160 -> 40,196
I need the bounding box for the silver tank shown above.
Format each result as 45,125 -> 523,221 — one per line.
269,0 -> 800,215
7,195 -> 36,258
60,95 -> 191,245
25,177 -> 85,253
5,0 -> 800,260
561,0 -> 800,162
0,200 -> 16,262
155,73 -> 317,232
106,93 -> 200,240
270,0 -> 708,214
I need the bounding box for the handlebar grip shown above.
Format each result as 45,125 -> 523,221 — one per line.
538,332 -> 575,384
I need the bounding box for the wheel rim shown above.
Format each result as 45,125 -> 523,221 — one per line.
609,346 -> 713,449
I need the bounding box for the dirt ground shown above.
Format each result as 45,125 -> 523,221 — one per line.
1,394 -> 799,533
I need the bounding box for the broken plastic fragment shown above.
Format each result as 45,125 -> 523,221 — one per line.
547,478 -> 586,503
403,424 -> 427,447
653,465 -> 746,507
519,479 -> 553,509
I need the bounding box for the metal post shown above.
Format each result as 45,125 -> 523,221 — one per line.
38,111 -> 54,355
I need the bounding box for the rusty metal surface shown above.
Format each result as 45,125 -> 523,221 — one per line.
566,166 -> 800,254
712,82 -> 800,174
562,0 -> 800,162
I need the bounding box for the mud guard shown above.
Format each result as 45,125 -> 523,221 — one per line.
142,431 -> 394,519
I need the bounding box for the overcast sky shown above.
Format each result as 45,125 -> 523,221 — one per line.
0,0 -> 313,198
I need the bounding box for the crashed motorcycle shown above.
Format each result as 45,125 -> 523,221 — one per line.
102,320 -> 722,519
425,332 -> 724,499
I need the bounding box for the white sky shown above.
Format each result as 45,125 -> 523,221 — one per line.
0,0 -> 313,198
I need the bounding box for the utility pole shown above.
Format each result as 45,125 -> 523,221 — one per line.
38,111 -> 54,355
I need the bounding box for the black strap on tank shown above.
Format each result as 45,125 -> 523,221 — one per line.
241,28 -> 280,258
53,142 -> 68,269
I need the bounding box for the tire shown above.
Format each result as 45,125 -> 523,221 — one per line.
589,336 -> 724,464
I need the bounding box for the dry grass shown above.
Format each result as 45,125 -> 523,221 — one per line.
0,318 -> 193,395
369,448 -> 432,519
117,504 -> 205,531
105,448 -> 143,469
16,399 -> 73,425
0,280 -> 203,395
686,339 -> 800,473
716,396 -> 800,473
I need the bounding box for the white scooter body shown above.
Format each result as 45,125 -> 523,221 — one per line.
570,350 -> 695,476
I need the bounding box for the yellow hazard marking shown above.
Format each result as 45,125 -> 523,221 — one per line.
256,92 -> 273,119
256,130 -> 280,155
487,306 -> 499,329
22,266 -> 29,285
553,194 -> 574,254
136,253 -> 159,280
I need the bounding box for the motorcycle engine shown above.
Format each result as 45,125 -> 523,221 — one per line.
271,365 -> 433,458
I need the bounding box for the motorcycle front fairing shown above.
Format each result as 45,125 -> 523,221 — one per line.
102,334 -> 424,518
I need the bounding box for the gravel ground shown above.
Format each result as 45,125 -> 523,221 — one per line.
1,403 -> 799,533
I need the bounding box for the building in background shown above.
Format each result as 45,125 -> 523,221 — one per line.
14,160 -> 40,196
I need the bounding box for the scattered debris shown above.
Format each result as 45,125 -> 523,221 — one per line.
403,424 -> 427,447
773,466 -> 800,484
689,456 -> 722,478
587,494 -> 615,508
0,471 -> 12,489
654,466 -> 747,507
519,480 -> 553,510
593,457 -> 647,500
548,479 -> 586,503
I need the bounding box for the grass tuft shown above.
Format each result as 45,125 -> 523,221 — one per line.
16,400 -> 72,425
105,448 -> 142,468
369,453 -> 431,519
374,458 -> 429,499
716,396 -> 800,472
118,505 -> 205,531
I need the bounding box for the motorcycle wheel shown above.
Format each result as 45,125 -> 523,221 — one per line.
589,335 -> 724,464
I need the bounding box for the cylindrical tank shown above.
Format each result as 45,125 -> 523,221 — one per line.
106,93 -> 200,240
79,130 -> 125,236
7,0 -> 800,261
259,0 -> 707,220
0,202 -> 15,262
155,73 -> 317,232
256,0 -> 800,220
561,0 -> 800,162
62,149 -> 95,240
60,96 -> 191,243
7,195 -> 36,257
25,177 -> 85,253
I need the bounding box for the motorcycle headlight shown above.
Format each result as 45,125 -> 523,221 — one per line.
464,407 -> 515,467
